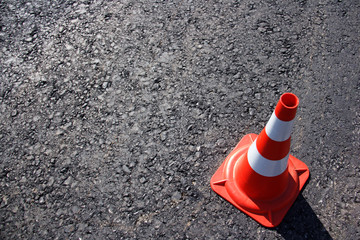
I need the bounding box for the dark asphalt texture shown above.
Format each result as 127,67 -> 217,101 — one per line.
0,1 -> 359,239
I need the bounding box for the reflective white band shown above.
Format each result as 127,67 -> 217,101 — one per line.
247,140 -> 289,177
265,112 -> 294,142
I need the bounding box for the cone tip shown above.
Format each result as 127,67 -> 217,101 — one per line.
275,93 -> 299,121
280,93 -> 299,110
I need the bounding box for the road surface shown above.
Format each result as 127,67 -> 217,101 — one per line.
1,1 -> 359,239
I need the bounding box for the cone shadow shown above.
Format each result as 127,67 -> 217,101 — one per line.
274,194 -> 333,240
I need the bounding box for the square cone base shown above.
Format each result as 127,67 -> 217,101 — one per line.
210,134 -> 310,228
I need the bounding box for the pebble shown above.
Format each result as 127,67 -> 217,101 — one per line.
72,206 -> 80,214
160,132 -> 167,141
25,37 -> 33,42
11,206 -> 19,213
258,27 -> 266,33
280,48 -> 288,53
249,108 -> 255,116
63,176 -> 72,185
55,129 -> 64,136
19,176 -> 27,183
64,225 -> 75,233
11,110 -> 18,117
140,177 -> 146,183
122,165 -> 131,174
245,88 -> 252,94
47,176 -> 55,187
216,138 -> 226,147
154,219 -> 162,229
1,196 -> 8,207
171,191 -> 181,201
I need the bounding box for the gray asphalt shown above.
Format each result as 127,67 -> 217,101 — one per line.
0,1 -> 359,239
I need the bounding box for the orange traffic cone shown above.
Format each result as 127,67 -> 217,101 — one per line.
210,93 -> 309,227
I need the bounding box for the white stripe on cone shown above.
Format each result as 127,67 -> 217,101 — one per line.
247,139 -> 289,177
265,112 -> 294,142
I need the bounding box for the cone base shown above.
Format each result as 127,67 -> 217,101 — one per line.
210,134 -> 309,228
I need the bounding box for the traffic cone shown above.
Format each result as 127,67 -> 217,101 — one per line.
210,93 -> 309,227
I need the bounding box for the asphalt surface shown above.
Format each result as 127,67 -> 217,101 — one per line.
0,1 -> 359,239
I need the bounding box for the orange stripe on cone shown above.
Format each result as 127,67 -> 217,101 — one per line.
236,154 -> 289,200
256,129 -> 290,160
